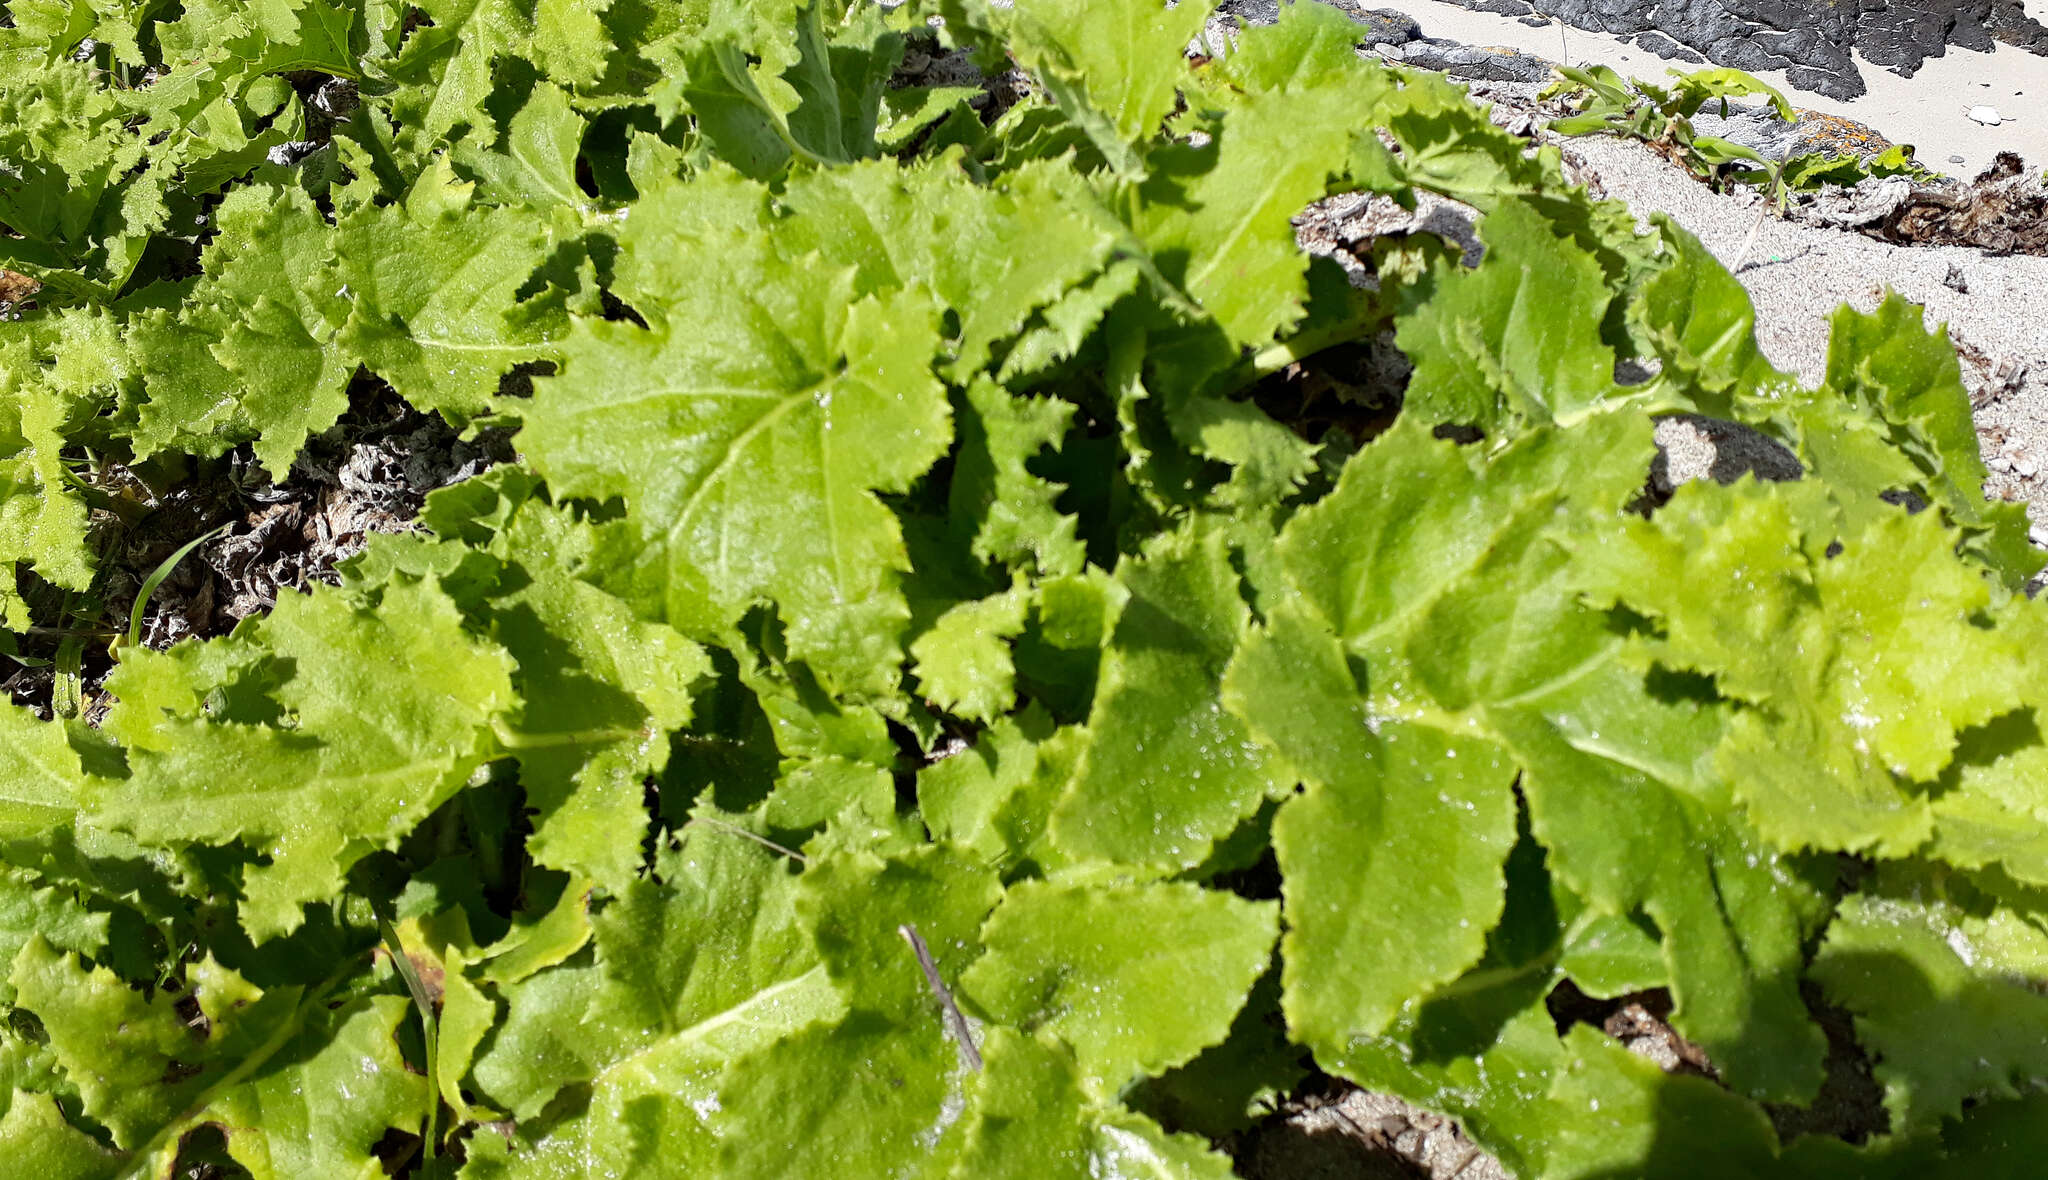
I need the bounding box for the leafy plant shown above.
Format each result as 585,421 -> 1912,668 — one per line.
2,2 -> 2046,1178
1542,63 -> 1942,268
1542,63 -> 1794,176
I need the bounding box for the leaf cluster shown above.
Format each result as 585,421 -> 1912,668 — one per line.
1542,62 -> 1938,205
2,2 -> 2048,1178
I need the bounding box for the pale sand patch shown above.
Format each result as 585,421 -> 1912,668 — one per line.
1365,0 -> 2048,177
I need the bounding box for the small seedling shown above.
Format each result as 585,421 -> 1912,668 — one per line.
120,522 -> 231,653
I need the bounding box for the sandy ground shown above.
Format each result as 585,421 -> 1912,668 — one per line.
1370,0 -> 2048,178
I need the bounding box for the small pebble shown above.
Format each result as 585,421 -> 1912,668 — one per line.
1966,106 -> 2003,126
2018,454 -> 2042,480
1949,155 -> 1967,164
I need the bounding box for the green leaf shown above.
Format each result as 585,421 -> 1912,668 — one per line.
0,370 -> 95,596
129,186 -> 352,476
1572,477 -> 2047,858
1545,1026 -> 1786,1178
916,706 -> 1080,874
508,612 -> 701,883
0,704 -> 97,857
0,868 -> 107,1005
0,60 -> 164,293
1631,214 -> 1796,414
1226,599 -> 1519,1045
463,832 -> 837,1172
1817,290 -> 2041,582
1085,1106 -> 1242,1178
1925,717 -> 2048,886
0,1088 -> 121,1177
1049,522 -> 1288,872
384,0 -> 617,141
663,1 -> 904,179
1259,416 -> 1828,1102
1126,968 -> 1307,1138
773,159 -> 1120,382
714,1012 -> 970,1179
1812,866 -> 2048,1133
1131,79 -> 1392,351
801,844 -> 1002,1019
912,583 -> 1031,725
97,577 -> 517,937
185,994 -> 430,1180
947,1030 -> 1097,1180
949,378 -> 1087,578
963,879 -> 1276,1089
9,939 -> 422,1173
371,486 -> 710,891
519,200 -> 951,696
9,0 -> 2044,1169
1393,197 -> 1624,431
335,160 -> 563,422
452,80 -> 591,210
994,0 -> 1215,178
711,845 -> 1001,1179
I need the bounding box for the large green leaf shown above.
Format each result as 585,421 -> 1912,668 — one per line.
1815,291 -> 2041,582
462,830 -> 836,1174
128,185 -> 352,475
993,0 -> 1215,178
518,188 -> 950,696
0,706 -> 95,858
1812,866 -> 2048,1134
1049,522 -> 1288,872
1630,213 -> 1795,414
660,0 -> 904,179
1393,197 -> 1624,431
382,0 -> 617,140
335,161 -> 563,421
9,939 -> 421,1175
1127,6 -> 1404,352
963,879 -> 1276,1090
1227,601 -> 1519,1045
774,159 -> 1120,380
96,577 -> 517,937
712,845 -> 1002,1179
356,478 -> 711,891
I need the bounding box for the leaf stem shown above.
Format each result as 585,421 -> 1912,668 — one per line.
378,913 -> 441,1168
488,718 -> 643,750
899,924 -> 982,1072
1224,302 -> 1383,398
52,592 -> 84,719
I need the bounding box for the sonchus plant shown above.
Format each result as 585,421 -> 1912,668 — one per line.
1,2 -> 2047,1178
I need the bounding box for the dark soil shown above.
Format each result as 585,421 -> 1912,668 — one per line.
3,381 -> 510,720
1234,1075 -> 1509,1180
